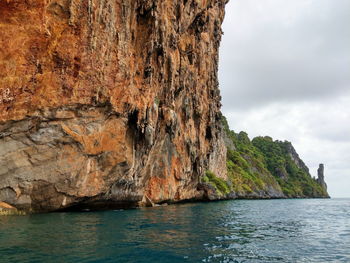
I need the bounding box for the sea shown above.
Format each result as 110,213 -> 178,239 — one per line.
1,198 -> 349,262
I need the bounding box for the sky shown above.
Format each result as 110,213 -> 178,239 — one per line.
219,0 -> 350,198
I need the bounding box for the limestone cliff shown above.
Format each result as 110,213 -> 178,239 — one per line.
0,0 -> 228,212
200,117 -> 329,200
252,138 -> 329,198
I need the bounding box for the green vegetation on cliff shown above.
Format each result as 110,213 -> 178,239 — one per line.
220,116 -> 329,199
252,137 -> 329,198
222,118 -> 283,198
203,171 -> 230,196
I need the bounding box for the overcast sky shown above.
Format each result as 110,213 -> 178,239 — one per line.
219,0 -> 350,198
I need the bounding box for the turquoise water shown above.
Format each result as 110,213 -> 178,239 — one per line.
1,199 -> 349,262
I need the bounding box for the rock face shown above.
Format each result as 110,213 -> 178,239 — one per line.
317,164 -> 327,190
0,201 -> 20,215
0,0 -> 227,212
251,137 -> 329,198
284,142 -> 310,173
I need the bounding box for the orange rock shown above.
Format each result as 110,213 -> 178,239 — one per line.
0,0 -> 228,212
0,201 -> 15,209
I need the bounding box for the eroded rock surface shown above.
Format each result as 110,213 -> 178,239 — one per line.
0,0 -> 227,212
317,164 -> 327,190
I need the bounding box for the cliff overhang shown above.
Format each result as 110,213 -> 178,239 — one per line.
0,0 -> 228,212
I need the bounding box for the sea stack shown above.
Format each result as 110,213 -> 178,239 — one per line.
317,164 -> 327,190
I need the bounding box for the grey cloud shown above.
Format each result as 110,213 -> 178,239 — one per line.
309,120 -> 350,143
219,0 -> 350,197
219,0 -> 350,110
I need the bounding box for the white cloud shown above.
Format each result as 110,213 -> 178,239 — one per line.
219,0 -> 350,110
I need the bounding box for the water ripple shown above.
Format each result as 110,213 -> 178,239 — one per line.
1,199 -> 349,262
